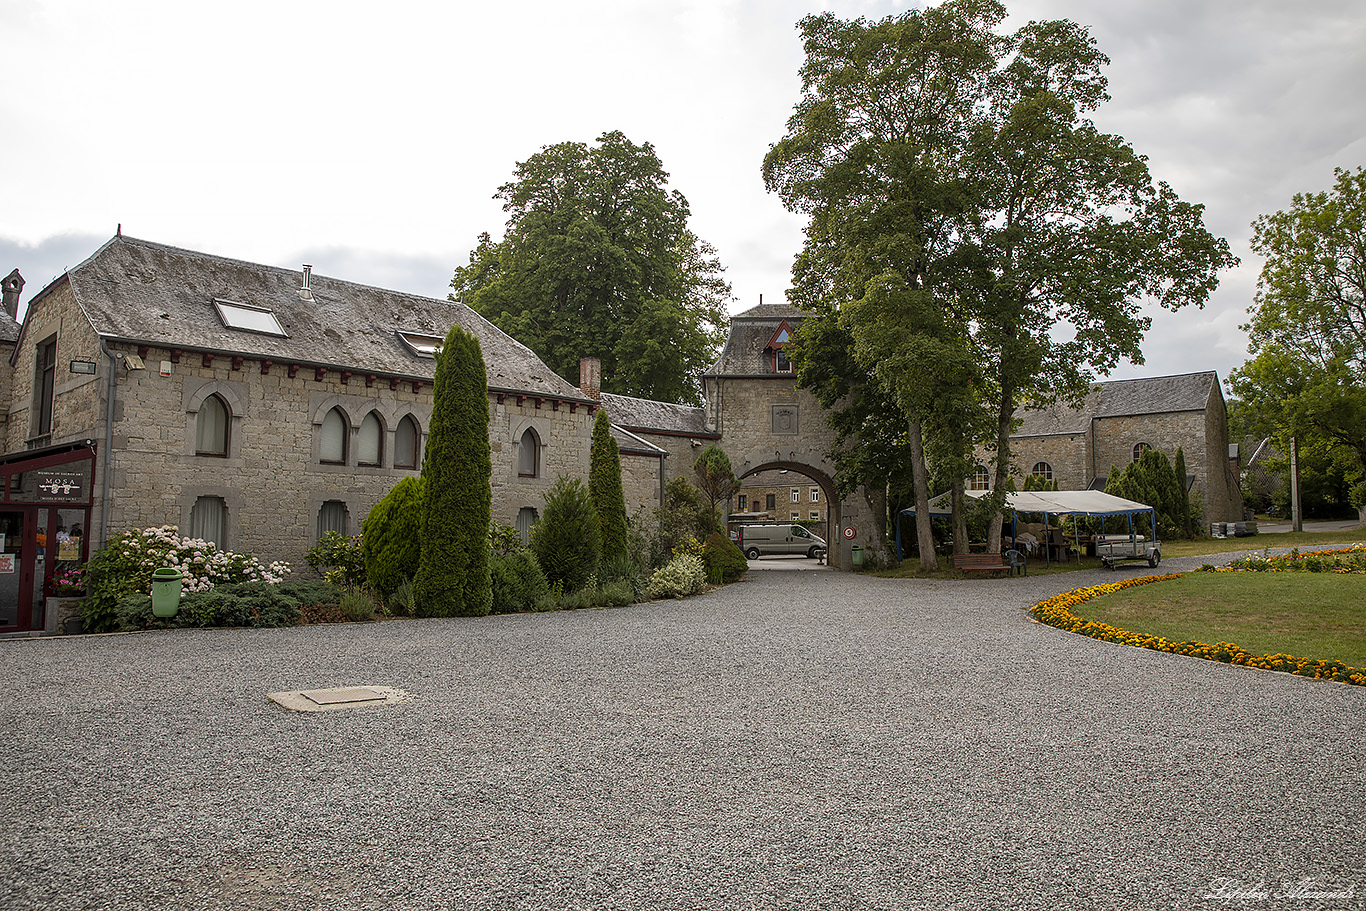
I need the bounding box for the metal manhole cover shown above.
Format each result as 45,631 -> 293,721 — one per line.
268,686 -> 410,713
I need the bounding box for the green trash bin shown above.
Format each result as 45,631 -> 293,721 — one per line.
851,544 -> 863,568
151,567 -> 183,618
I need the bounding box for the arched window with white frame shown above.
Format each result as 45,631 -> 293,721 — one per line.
195,393 -> 229,457
357,411 -> 383,467
320,407 -> 348,464
970,465 -> 991,490
395,415 -> 420,470
518,427 -> 540,478
1031,462 -> 1053,482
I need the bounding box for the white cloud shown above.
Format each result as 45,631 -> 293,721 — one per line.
1,0 -> 1361,388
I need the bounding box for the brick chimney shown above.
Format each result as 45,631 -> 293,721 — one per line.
2,269 -> 23,321
579,356 -> 601,400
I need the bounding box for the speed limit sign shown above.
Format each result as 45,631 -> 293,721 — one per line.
843,526 -> 857,540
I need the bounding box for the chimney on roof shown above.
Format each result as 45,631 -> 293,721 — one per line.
2,269 -> 24,321
579,356 -> 601,400
298,264 -> 314,301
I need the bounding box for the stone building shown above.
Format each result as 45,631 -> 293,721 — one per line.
0,235 -> 1245,633
701,303 -> 883,567
0,234 -> 616,632
735,469 -> 828,525
977,372 -> 1243,523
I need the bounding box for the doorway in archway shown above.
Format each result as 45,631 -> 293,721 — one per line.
731,463 -> 838,564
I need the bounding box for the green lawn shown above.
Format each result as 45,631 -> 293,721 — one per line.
1076,571 -> 1366,668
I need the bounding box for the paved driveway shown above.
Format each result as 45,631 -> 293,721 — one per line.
1,557 -> 1362,910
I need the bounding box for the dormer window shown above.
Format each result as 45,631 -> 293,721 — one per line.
397,330 -> 445,358
766,321 -> 795,374
213,299 -> 286,336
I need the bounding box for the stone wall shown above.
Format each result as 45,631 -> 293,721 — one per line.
993,432 -> 1091,489
617,450 -> 663,518
4,282 -> 105,452
703,374 -> 880,567
8,287 -> 595,568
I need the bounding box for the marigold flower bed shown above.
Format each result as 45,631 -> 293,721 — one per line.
1030,573 -> 1366,687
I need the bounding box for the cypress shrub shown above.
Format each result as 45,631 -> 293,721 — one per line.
489,550 -> 551,614
414,324 -> 493,617
1174,447 -> 1193,537
530,476 -> 601,591
589,408 -> 629,565
701,532 -> 748,584
362,476 -> 425,597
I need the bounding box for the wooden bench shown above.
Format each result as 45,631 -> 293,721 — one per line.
951,553 -> 1010,575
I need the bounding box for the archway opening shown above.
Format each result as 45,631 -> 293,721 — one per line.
732,461 -> 840,565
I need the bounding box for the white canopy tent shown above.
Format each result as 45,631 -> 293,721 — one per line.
896,489 -> 1157,565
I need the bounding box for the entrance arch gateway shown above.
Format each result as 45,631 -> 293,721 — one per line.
699,304 -> 881,569
594,305 -> 883,570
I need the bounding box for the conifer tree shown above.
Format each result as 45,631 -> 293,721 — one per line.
589,408 -> 629,565
414,324 -> 492,617
1174,448 -> 1193,537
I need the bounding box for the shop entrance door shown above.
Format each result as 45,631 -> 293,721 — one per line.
0,509 -> 36,632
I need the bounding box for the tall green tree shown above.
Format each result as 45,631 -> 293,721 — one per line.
764,2 -> 1234,558
693,445 -> 739,532
414,324 -> 492,617
589,408 -> 629,565
451,131 -> 731,405
765,2 -> 1002,569
1229,166 -> 1366,478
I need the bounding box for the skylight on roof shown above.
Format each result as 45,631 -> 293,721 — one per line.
213,299 -> 286,336
397,330 -> 445,358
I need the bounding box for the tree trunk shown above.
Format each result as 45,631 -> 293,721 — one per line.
863,484 -> 890,564
908,418 -> 939,571
951,481 -> 968,554
987,385 -> 1014,554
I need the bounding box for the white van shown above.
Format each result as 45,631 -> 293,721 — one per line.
735,523 -> 827,559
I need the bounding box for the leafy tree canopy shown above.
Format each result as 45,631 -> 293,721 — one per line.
1229,166 -> 1366,474
764,1 -> 1235,555
452,131 -> 731,405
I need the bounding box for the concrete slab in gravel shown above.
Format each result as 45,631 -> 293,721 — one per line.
267,685 -> 409,712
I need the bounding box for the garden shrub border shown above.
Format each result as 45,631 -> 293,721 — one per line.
1030,567 -> 1366,687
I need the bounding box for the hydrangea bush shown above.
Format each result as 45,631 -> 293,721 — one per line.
82,525 -> 290,633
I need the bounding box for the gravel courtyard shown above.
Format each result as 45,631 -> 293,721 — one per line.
2,558 -> 1363,910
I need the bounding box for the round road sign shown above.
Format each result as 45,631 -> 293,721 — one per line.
843,526 -> 857,540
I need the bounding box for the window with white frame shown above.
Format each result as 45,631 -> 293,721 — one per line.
518,428 -> 540,478
190,496 -> 227,546
790,488 -> 799,503
1031,462 -> 1053,481
791,511 -> 800,520
810,511 -> 820,521
1132,442 -> 1151,462
317,500 -> 349,539
395,415 -> 420,469
320,407 -> 348,464
810,487 -> 819,503
970,465 -> 991,490
357,412 -> 383,467
515,506 -> 538,544
195,394 -> 229,457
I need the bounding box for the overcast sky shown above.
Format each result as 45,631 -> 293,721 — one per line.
2,0 -> 1363,392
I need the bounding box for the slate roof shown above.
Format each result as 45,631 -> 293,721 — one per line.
1012,372 -> 1218,436
27,234 -> 582,398
599,391 -> 710,436
704,303 -> 807,376
610,424 -> 667,457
